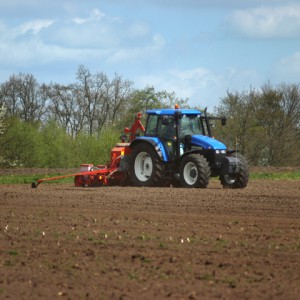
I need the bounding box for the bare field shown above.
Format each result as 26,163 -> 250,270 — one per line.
1,177 -> 300,299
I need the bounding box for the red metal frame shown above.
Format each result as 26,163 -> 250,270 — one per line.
124,112 -> 145,142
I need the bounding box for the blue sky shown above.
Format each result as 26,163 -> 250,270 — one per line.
0,0 -> 300,110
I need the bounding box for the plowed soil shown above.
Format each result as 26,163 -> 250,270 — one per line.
1,172 -> 300,299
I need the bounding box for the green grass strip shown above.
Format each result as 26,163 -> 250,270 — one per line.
0,174 -> 74,184
0,171 -> 300,184
250,172 -> 300,180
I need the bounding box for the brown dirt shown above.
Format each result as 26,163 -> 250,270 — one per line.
1,174 -> 300,299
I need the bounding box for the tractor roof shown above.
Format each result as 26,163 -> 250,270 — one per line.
146,108 -> 201,116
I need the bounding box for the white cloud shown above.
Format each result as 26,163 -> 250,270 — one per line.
45,21 -> 120,49
226,4 -> 300,38
17,19 -> 56,35
107,33 -> 165,63
136,68 -> 225,108
0,14 -> 112,67
0,19 -> 59,66
135,66 -> 265,109
1,0 -> 296,104
167,68 -> 222,90
0,8 -> 165,68
0,33 -> 106,68
128,22 -> 150,38
277,52 -> 300,79
73,8 -> 105,24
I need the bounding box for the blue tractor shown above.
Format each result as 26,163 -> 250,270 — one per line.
124,106 -> 249,189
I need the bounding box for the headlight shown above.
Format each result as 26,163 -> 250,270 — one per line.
216,150 -> 226,154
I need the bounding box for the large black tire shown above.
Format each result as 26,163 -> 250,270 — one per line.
219,153 -> 249,189
129,143 -> 164,187
180,154 -> 211,188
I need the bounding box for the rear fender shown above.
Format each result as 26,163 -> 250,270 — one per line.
130,137 -> 169,162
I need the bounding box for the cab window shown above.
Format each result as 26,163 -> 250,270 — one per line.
145,114 -> 158,136
180,115 -> 202,137
158,116 -> 175,140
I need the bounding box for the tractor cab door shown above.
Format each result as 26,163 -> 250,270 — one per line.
144,114 -> 176,161
145,114 -> 159,136
158,116 -> 176,160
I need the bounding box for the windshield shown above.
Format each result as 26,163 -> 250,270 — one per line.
180,115 -> 203,136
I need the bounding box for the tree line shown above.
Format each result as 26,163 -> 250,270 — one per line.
0,65 -> 187,168
0,65 -> 187,137
0,65 -> 299,168
214,83 -> 300,166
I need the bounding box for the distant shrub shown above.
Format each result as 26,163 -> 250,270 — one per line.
0,117 -> 120,168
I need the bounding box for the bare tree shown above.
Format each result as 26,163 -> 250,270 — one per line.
76,65 -> 133,134
0,77 -> 19,117
0,73 -> 47,122
76,66 -> 109,135
109,74 -> 133,124
46,83 -> 85,137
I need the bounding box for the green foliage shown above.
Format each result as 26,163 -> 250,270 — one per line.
8,250 -> 18,256
39,120 -> 75,167
1,67 -> 299,168
1,169 -> 299,185
75,128 -> 119,165
0,117 -> 43,167
0,117 -> 120,168
0,103 -> 6,135
0,174 -> 74,184
214,83 -> 300,166
129,85 -> 189,112
250,172 -> 300,180
213,89 -> 260,156
117,86 -> 190,130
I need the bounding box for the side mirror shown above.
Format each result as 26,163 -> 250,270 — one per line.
221,117 -> 226,126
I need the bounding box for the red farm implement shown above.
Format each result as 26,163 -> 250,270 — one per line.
31,143 -> 132,188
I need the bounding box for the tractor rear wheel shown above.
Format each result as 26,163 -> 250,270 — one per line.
180,154 -> 210,188
130,143 -> 164,187
219,153 -> 249,189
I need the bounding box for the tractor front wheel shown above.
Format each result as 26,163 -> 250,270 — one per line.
130,143 -> 164,187
219,153 -> 249,189
180,154 -> 210,188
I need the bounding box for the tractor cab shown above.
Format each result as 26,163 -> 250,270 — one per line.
142,106 -> 226,162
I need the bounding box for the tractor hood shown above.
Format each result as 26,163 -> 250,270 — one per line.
191,135 -> 227,150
